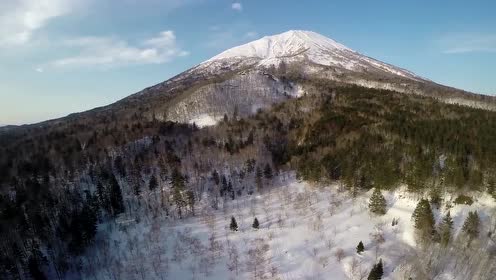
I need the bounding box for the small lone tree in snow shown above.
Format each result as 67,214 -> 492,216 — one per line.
462,211 -> 480,241
367,259 -> 384,280
252,217 -> 260,229
369,188 -> 387,215
230,216 -> 238,231
356,241 -> 365,254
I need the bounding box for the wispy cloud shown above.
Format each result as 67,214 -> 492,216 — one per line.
439,33 -> 496,54
244,31 -> 258,39
206,24 -> 258,50
0,0 -> 77,46
231,2 -> 243,12
51,31 -> 188,68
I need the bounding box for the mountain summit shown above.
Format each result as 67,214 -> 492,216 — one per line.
205,30 -> 420,81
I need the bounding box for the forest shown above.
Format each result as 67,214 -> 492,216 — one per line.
1,80 -> 496,279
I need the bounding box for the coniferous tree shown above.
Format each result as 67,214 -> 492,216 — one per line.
367,259 -> 384,280
369,188 -> 387,215
462,211 -> 480,240
27,255 -> 47,280
80,201 -> 97,245
230,216 -> 238,231
133,183 -> 141,196
252,217 -> 259,229
439,211 -> 454,247
212,170 -> 220,185
149,175 -> 158,191
356,241 -> 364,254
109,174 -> 124,216
412,198 -> 435,240
263,163 -> 273,180
96,181 -> 110,213
256,166 -> 263,191
487,177 -> 496,199
186,190 -> 195,216
171,168 -> 187,218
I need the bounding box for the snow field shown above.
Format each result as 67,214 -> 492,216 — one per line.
86,175 -> 494,280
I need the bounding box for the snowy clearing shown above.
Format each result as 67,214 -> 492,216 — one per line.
80,176 -> 495,280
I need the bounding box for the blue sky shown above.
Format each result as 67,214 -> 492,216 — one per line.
1,0 -> 496,125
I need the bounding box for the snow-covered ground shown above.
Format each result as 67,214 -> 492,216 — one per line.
188,114 -> 222,128
82,175 -> 495,280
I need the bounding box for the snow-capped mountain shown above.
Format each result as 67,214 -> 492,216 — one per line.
204,30 -> 421,81
105,30 -> 496,128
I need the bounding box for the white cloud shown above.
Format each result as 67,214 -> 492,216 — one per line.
244,31 -> 258,39
205,24 -> 258,50
35,67 -> 44,73
0,0 -> 75,46
51,30 -> 188,68
231,2 -> 242,12
440,33 -> 496,54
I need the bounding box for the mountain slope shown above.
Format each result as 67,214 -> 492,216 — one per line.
113,30 -> 495,128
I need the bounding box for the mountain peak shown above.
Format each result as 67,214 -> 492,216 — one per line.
207,30 -> 351,62
204,30 -> 420,81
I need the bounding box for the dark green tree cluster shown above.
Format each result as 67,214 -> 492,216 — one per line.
286,85 -> 496,193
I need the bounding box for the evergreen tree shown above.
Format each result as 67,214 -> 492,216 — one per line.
230,216 -> 238,231
412,199 -> 435,240
96,181 -> 110,212
149,175 -> 158,191
256,166 -> 263,191
221,176 -> 228,197
109,175 -> 124,216
369,188 -> 387,215
133,183 -> 141,196
429,184 -> 442,209
356,241 -> 364,254
367,259 -> 384,280
252,217 -> 259,229
462,211 -> 480,240
439,211 -> 453,247
263,163 -> 273,179
487,177 -> 496,199
80,201 -> 97,245
171,168 -> 187,218
186,190 -> 195,216
212,170 -> 220,185
27,255 -> 47,280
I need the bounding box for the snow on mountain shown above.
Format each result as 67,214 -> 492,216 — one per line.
204,30 -> 421,80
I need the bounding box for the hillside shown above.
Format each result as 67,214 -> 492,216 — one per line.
1,31 -> 496,279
